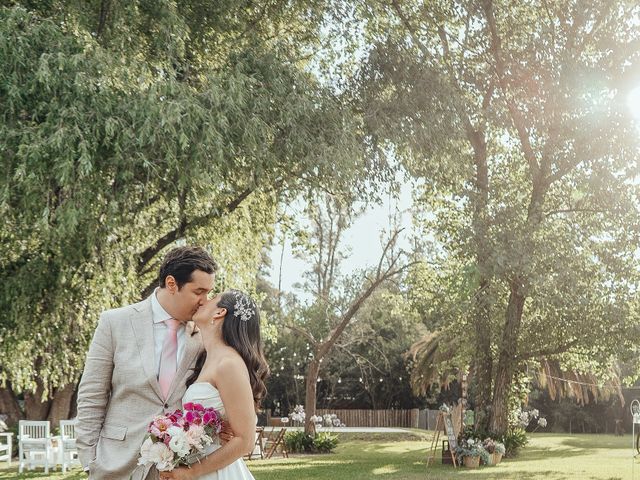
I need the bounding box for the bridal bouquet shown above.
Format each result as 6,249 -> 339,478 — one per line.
137,402 -> 223,472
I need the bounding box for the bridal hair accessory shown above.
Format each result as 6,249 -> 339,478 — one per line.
231,290 -> 255,322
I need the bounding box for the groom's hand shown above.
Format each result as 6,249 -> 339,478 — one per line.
219,420 -> 235,444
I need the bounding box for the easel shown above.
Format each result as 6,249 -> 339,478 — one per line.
427,411 -> 458,468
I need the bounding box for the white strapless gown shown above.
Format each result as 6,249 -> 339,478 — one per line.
182,382 -> 255,480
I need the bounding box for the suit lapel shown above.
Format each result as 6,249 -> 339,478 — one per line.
130,296 -> 164,401
168,321 -> 203,402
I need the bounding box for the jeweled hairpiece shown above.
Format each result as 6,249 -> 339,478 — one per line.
231,290 -> 255,322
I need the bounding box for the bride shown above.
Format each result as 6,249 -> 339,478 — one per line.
160,289 -> 269,480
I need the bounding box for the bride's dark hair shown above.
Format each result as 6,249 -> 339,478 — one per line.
186,290 -> 270,411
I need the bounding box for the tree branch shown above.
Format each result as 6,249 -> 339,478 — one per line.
318,259 -> 420,360
137,188 -> 253,295
285,323 -> 317,347
516,339 -> 580,361
482,0 -> 540,177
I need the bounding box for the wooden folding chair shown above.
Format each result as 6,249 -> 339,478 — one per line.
264,428 -> 288,459
244,427 -> 264,460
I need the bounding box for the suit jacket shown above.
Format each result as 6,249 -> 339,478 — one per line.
76,295 -> 203,479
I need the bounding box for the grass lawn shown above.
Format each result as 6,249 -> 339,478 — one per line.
0,432 -> 638,479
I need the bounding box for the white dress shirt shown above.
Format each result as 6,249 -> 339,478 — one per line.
152,288 -> 186,376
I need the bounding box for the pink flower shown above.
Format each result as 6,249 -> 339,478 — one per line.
185,411 -> 200,423
149,417 -> 173,438
193,403 -> 205,412
183,402 -> 194,410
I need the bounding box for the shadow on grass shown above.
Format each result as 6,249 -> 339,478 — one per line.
558,434 -> 629,450
0,467 -> 85,480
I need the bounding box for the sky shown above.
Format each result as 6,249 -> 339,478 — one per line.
267,181 -> 415,295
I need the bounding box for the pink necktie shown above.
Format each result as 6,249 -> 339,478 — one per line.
159,319 -> 180,400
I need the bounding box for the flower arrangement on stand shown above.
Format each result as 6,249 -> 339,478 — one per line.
309,413 -> 346,431
288,405 -> 306,426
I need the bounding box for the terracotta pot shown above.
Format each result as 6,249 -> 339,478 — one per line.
463,455 -> 480,468
493,452 -> 503,464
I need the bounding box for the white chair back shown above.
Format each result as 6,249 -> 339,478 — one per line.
60,419 -> 77,440
19,420 -> 50,441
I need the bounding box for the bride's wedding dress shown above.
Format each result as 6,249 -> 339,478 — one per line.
182,382 -> 255,480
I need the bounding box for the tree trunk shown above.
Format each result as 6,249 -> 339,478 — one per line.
24,379 -> 52,421
46,383 -> 77,428
489,281 -> 526,435
0,384 -> 22,425
304,359 -> 320,436
471,131 -> 493,432
473,278 -> 493,432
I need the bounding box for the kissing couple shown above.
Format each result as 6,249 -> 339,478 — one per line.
75,246 -> 269,479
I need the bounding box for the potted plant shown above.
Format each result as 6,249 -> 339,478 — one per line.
494,441 -> 506,464
481,438 -> 505,465
456,438 -> 489,468
482,438 -> 496,465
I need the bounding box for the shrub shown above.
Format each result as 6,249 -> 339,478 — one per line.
313,432 -> 338,453
284,430 -> 339,453
284,430 -> 314,453
500,427 -> 529,457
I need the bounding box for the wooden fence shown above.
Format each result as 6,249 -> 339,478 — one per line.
267,409 -> 420,428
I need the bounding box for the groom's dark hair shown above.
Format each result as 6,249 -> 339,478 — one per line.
158,246 -> 218,289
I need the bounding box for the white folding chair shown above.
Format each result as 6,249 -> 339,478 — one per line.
60,419 -> 79,473
18,420 -> 51,474
0,432 -> 12,466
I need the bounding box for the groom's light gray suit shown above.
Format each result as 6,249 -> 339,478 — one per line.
76,295 -> 203,479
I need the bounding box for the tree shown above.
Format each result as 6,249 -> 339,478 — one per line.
263,284 -> 426,413
341,0 -> 640,434
278,194 -> 416,435
0,2 -> 366,424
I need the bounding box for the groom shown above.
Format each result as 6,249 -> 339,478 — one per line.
76,246 -> 217,479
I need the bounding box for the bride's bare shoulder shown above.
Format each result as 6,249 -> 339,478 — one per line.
214,349 -> 249,379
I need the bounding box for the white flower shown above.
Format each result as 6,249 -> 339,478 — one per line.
332,419 -> 341,427
149,442 -> 175,471
290,412 -> 305,422
538,418 -> 547,428
0,420 -> 6,433
531,409 -> 540,418
138,438 -> 154,465
167,428 -> 191,457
